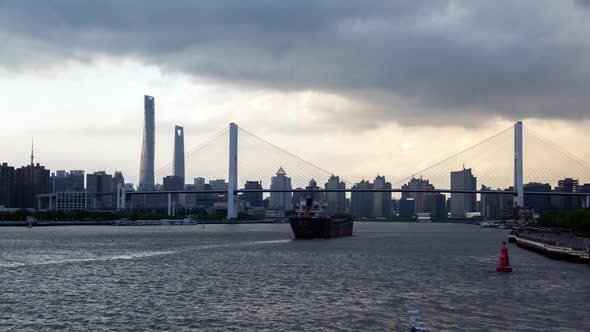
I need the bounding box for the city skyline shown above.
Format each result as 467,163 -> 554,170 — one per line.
2,2 -> 590,186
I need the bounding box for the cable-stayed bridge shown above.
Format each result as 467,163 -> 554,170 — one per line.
118,122 -> 590,219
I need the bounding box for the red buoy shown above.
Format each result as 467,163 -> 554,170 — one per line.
496,241 -> 512,272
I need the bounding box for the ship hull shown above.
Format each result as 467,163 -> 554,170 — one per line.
289,216 -> 354,239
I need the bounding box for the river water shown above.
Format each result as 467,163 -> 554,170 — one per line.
0,223 -> 588,331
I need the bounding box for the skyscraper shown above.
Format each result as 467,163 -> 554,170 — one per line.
242,181 -> 263,208
450,167 -> 477,218
51,170 -> 85,193
87,171 -> 115,209
14,163 -> 50,208
557,178 -> 579,210
139,95 -> 155,191
269,167 -> 292,211
373,175 -> 392,218
0,163 -> 15,208
173,125 -> 185,181
350,179 -> 374,219
401,177 -> 435,214
325,175 -> 346,216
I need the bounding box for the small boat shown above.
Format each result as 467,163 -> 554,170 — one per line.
406,310 -> 428,332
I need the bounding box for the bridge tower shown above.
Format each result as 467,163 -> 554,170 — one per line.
514,121 -> 524,209
227,123 -> 239,220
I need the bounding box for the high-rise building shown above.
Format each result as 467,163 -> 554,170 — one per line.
325,175 -> 346,216
87,171 -> 114,193
87,171 -> 114,209
173,125 -> 185,181
524,182 -> 552,213
480,185 -> 503,219
0,163 -> 15,208
139,95 -> 155,191
351,179 -> 374,219
373,175 -> 392,218
398,198 -> 415,217
292,179 -> 324,210
51,170 -> 85,193
556,178 -> 579,210
450,167 -> 477,218
242,181 -> 263,208
14,163 -> 50,208
401,177 -> 435,214
209,179 -> 228,202
163,175 -> 184,191
269,167 -> 292,211
428,193 -> 447,219
113,171 -> 125,190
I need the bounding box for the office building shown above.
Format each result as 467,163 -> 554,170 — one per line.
14,163 -> 51,209
269,167 -> 292,211
450,167 -> 477,218
87,171 -> 114,209
373,175 -> 392,218
325,175 -> 346,216
163,175 -> 184,191
173,125 -> 185,180
0,163 -> 15,208
38,192 -> 96,211
398,198 -> 416,218
401,177 -> 435,214
113,171 -> 125,190
427,193 -> 447,219
524,182 -> 552,213
242,181 -> 263,208
556,178 -> 579,210
139,95 -> 155,191
51,170 -> 85,193
350,179 -> 374,219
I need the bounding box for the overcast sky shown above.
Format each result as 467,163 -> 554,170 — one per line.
1,0 -> 589,187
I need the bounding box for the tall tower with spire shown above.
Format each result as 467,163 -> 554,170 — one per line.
30,137 -> 34,166
138,95 -> 155,191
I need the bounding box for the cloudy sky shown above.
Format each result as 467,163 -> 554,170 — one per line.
1,0 -> 590,187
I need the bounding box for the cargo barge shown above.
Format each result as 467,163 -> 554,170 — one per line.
289,198 -> 353,239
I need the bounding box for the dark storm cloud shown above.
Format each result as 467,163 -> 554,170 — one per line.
1,0 -> 589,126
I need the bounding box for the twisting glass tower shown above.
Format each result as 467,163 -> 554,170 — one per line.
138,95 -> 155,191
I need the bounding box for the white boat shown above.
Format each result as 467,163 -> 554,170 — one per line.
181,218 -> 197,225
480,221 -> 498,228
406,310 -> 428,332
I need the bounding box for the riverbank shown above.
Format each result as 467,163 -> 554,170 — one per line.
510,228 -> 590,264
0,219 -> 290,227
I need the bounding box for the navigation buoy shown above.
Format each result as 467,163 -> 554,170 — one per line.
496,241 -> 512,272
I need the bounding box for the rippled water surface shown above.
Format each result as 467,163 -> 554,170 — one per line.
0,223 -> 588,331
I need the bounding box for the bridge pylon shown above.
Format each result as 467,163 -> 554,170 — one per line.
514,121 -> 524,210
227,123 -> 238,220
